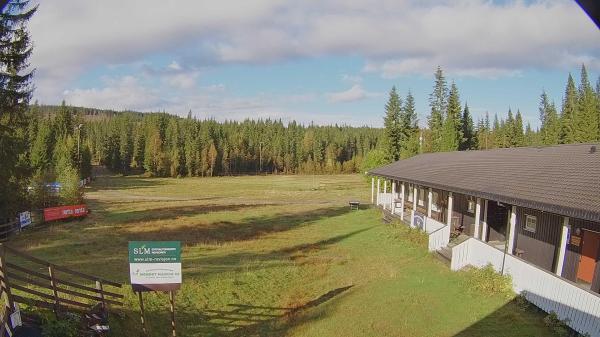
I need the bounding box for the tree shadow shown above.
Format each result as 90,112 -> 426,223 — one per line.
101,203 -> 281,224
137,285 -> 354,337
87,175 -> 169,191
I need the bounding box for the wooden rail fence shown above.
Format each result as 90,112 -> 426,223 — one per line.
0,222 -> 17,243
0,244 -> 123,334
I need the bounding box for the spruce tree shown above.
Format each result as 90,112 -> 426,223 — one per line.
382,86 -> 403,161
513,110 -> 525,147
30,117 -> 54,174
428,66 -> 447,152
441,82 -> 462,151
0,0 -> 37,219
574,64 -> 599,142
400,90 -> 419,158
560,74 -> 578,144
460,103 -> 475,150
539,91 -> 560,145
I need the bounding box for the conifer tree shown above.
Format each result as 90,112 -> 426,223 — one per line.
400,90 -> 419,158
441,82 -> 462,151
460,103 -> 475,150
0,1 -> 37,219
539,91 -> 560,145
574,64 -> 599,142
382,86 -> 403,161
30,118 -> 55,174
428,66 -> 447,152
560,74 -> 578,144
513,110 -> 525,147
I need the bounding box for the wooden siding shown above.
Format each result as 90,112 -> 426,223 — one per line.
515,207 -> 562,272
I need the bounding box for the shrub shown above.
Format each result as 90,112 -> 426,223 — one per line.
41,314 -> 79,337
462,264 -> 513,298
543,312 -> 571,337
57,166 -> 83,205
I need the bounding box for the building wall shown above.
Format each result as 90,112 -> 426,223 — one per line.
563,218 -> 600,293
515,207 -> 562,272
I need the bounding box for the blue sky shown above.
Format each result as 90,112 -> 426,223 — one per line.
29,0 -> 599,128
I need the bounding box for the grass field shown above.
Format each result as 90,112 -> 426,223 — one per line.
10,174 -> 558,337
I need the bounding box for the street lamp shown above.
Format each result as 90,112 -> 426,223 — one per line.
76,123 -> 83,169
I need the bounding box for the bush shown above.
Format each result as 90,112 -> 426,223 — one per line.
41,314 -> 79,337
543,312 -> 572,337
462,264 -> 513,298
360,149 -> 388,181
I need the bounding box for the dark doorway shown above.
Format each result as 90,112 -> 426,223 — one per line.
486,201 -> 508,242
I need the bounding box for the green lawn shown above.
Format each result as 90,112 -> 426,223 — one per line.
10,174 -> 556,336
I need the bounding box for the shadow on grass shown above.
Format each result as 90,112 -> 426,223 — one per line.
87,175 -> 169,191
184,226 -> 376,279
130,285 -> 354,337
103,203 -> 281,224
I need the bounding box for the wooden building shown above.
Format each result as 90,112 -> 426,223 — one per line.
369,144 -> 600,335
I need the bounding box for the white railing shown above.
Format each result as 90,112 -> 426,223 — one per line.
425,217 -> 445,234
450,238 -> 600,337
377,193 -> 392,208
427,223 -> 450,252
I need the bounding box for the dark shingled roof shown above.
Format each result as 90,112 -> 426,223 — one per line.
369,143 -> 600,223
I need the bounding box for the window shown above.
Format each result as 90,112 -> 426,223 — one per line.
431,191 -> 440,212
418,188 -> 425,206
524,215 -> 537,233
408,184 -> 413,201
467,199 -> 475,213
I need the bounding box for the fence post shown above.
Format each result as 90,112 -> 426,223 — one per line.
96,280 -> 106,311
0,245 -> 15,311
137,292 -> 148,337
47,265 -> 60,317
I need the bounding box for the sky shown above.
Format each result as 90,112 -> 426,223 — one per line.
28,0 -> 600,128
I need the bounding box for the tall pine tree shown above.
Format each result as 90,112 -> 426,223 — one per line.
560,74 -> 578,144
428,66 -> 447,152
460,103 -> 475,150
382,86 -> 403,162
574,64 -> 599,142
441,82 -> 462,151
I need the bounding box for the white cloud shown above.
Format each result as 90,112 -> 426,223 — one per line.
326,84 -> 380,103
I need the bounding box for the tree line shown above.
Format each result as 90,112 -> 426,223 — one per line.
83,112 -> 382,177
379,65 -> 600,164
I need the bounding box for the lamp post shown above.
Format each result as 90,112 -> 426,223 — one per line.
76,124 -> 83,169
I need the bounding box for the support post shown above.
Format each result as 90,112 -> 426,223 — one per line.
383,180 -> 388,210
400,183 -> 405,220
555,217 -> 570,276
507,205 -> 517,255
169,291 -> 177,337
391,181 -> 396,214
137,292 -> 148,337
410,186 -> 418,227
474,198 -> 481,239
446,192 -> 453,227
481,200 -> 489,242
427,188 -> 433,217
376,178 -> 380,206
371,177 -> 374,204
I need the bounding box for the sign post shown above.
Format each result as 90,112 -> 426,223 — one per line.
129,241 -> 181,337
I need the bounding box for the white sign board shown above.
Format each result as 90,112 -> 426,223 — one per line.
19,211 -> 32,229
129,241 -> 181,292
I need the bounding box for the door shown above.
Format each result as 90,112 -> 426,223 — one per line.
577,230 -> 600,284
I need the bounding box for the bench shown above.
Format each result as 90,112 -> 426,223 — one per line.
349,201 -> 360,210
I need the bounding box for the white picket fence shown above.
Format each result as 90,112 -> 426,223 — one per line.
451,238 -> 600,337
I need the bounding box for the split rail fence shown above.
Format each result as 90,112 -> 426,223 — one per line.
0,244 -> 123,334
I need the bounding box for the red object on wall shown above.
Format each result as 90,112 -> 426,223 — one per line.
43,204 -> 88,222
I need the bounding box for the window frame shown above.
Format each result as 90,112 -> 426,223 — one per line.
524,214 -> 537,233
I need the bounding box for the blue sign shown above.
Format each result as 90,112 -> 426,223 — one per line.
413,212 -> 426,230
19,211 -> 32,229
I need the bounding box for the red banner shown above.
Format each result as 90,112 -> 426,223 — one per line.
43,204 -> 88,222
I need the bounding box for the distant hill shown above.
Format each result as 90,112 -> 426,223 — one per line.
33,104 -> 145,121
